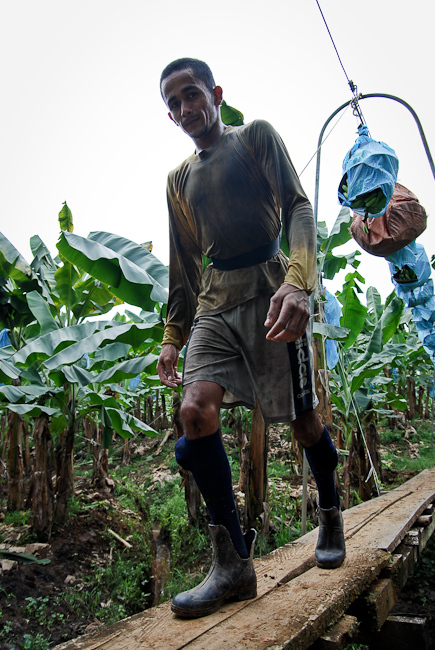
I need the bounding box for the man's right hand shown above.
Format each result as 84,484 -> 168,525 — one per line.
157,343 -> 182,388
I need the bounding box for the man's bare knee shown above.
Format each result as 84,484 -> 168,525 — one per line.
181,381 -> 224,439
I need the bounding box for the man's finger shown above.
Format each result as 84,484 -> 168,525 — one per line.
264,295 -> 282,327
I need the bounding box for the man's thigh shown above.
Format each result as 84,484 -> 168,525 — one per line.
183,296 -> 318,424
183,315 -> 257,410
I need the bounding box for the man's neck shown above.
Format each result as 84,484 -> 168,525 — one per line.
192,121 -> 226,154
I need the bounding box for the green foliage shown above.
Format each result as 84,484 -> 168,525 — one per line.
220,100 -> 244,126
57,230 -> 169,309
317,207 -> 360,280
268,478 -> 314,549
21,634 -> 51,650
23,596 -> 50,625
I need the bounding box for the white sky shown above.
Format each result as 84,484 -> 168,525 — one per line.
1,0 -> 434,304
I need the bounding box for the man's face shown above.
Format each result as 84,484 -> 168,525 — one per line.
161,68 -> 221,142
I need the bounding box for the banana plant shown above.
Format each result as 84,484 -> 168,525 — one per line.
0,203 -> 171,537
317,206 -> 361,282
329,283 -> 407,445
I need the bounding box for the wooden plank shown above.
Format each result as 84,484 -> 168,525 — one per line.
52,467 -> 435,650
350,577 -> 397,634
344,466 -> 435,551
371,615 -> 429,650
184,547 -> 390,650
308,615 -> 359,649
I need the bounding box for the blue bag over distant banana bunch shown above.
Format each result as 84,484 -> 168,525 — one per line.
338,125 -> 399,220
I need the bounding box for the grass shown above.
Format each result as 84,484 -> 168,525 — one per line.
378,417 -> 435,475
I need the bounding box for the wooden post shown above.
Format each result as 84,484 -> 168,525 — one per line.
246,403 -> 268,539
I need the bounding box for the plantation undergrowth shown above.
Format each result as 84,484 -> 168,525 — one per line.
0,418 -> 434,650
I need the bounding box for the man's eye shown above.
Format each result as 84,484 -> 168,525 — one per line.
188,92 -> 197,99
171,102 -> 179,110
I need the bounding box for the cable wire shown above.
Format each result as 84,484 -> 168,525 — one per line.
299,100 -> 351,176
315,0 -> 367,127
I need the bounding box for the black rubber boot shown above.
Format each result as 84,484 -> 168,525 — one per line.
315,506 -> 346,569
171,525 -> 257,618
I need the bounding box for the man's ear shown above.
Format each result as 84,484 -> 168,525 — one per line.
168,112 -> 179,126
213,86 -> 223,105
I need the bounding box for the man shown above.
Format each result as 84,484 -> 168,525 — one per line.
157,57 -> 345,619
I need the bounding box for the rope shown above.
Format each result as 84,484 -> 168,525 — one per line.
314,0 -> 367,128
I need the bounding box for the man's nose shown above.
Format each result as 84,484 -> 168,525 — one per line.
181,101 -> 192,116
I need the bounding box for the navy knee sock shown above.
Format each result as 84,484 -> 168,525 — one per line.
304,426 -> 339,509
174,429 -> 248,558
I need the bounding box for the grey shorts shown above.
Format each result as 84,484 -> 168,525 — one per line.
182,294 -> 318,424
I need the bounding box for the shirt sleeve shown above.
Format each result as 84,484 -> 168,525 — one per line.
244,120 -> 317,294
162,175 -> 203,350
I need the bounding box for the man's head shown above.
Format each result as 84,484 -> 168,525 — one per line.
160,58 -> 224,149
160,58 -> 215,96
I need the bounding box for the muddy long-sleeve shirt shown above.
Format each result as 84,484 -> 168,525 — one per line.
162,119 -> 317,350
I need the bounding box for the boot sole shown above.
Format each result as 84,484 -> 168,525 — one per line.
171,587 -> 257,619
315,555 -> 345,569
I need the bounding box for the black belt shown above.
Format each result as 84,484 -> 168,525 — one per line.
211,235 -> 280,271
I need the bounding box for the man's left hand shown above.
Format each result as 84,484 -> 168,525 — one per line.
264,284 -> 310,342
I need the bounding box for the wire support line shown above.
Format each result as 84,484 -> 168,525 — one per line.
314,0 -> 367,127
315,0 -> 352,89
298,101 -> 351,177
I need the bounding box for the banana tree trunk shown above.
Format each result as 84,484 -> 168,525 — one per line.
417,384 -> 425,417
407,376 -> 417,420
54,424 -> 75,523
7,411 -> 24,511
92,424 -> 109,485
31,415 -> 54,541
312,336 -> 334,436
425,384 -> 431,419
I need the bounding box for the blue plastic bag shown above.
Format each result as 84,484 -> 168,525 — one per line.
0,329 -> 10,348
323,289 -> 341,370
412,297 -> 435,331
418,329 -> 435,352
397,278 -> 434,307
129,374 -> 141,390
338,125 -> 399,218
387,242 -> 432,293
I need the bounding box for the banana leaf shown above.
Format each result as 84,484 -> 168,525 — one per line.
12,320 -> 132,366
338,273 -> 368,349
57,231 -> 168,309
42,322 -> 159,370
220,100 -> 244,126
6,404 -> 60,417
58,201 -> 74,233
320,207 -> 353,254
349,343 -> 408,394
312,323 -> 350,340
27,290 -> 59,335
0,549 -> 50,565
49,354 -> 158,387
0,233 -> 32,284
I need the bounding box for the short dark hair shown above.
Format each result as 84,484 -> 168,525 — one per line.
160,58 -> 216,98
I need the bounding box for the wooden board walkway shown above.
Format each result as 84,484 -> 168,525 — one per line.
53,466 -> 435,650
